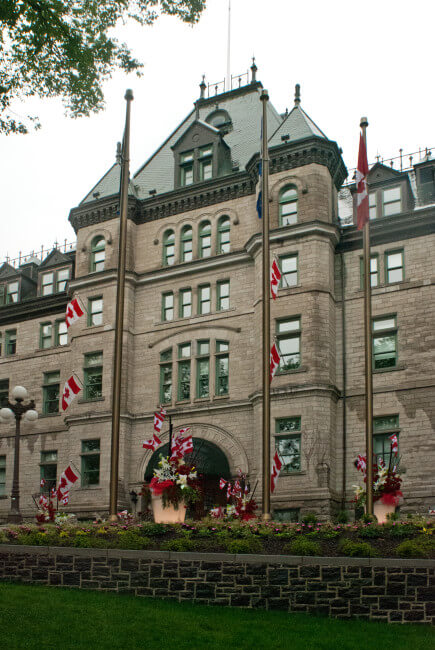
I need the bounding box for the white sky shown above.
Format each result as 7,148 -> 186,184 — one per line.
1,0 -> 434,262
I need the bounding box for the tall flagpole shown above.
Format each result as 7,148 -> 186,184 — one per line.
226,0 -> 231,91
109,89 -> 134,522
361,116 -> 374,515
261,89 -> 271,521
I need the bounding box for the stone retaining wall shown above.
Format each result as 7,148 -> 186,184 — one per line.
0,545 -> 433,624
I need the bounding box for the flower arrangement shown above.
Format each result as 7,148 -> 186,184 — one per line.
210,471 -> 257,521
144,456 -> 200,509
353,445 -> 402,507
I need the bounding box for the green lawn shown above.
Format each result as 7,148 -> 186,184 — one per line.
0,583 -> 433,649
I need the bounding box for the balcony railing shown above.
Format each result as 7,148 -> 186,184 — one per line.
3,240 -> 77,269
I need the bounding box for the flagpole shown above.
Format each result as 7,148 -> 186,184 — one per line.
260,89 -> 271,521
361,116 -> 374,516
109,89 -> 134,522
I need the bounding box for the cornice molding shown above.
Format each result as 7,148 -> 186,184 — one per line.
0,293 -> 68,326
245,221 -> 340,256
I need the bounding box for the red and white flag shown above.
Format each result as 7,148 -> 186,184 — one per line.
40,478 -> 45,488
271,451 -> 283,493
50,487 -> 57,500
356,454 -> 367,473
65,297 -> 85,329
61,494 -> 69,506
154,408 -> 167,433
170,427 -> 192,460
219,478 -> 227,490
389,434 -> 399,454
356,133 -> 369,230
57,464 -> 79,499
270,343 -> 281,383
61,375 -> 82,411
270,259 -> 282,300
142,433 -> 162,451
226,483 -> 232,500
38,494 -> 48,509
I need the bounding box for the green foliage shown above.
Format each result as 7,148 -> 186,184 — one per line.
320,529 -> 341,540
336,510 -> 349,524
339,539 -> 378,558
0,0 -> 206,134
388,523 -> 417,538
395,536 -> 435,559
139,523 -> 167,537
386,511 -> 400,521
117,531 -> 150,550
361,513 -> 377,524
161,538 -> 197,552
284,538 -> 321,556
224,538 -> 262,554
357,525 -> 385,539
301,513 -> 318,525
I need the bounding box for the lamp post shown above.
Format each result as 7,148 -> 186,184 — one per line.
0,385 -> 38,523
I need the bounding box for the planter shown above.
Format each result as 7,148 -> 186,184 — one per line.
151,494 -> 187,524
374,500 -> 396,524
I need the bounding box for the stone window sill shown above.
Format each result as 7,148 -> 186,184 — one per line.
78,397 -> 105,404
0,495 -> 8,500
373,364 -> 405,374
39,412 -> 61,419
213,395 -> 229,401
276,365 -> 308,376
281,471 -> 306,477
77,486 -> 102,491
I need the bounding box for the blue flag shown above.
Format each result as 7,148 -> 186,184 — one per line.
257,119 -> 263,219
256,189 -> 262,219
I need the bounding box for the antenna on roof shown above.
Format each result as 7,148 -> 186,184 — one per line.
294,84 -> 301,106
116,142 -> 122,164
226,0 -> 231,91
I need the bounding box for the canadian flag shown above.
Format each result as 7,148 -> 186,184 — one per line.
270,259 -> 282,300
154,408 -> 167,433
270,343 -> 281,383
219,478 -> 227,490
61,494 -> 69,506
38,494 -> 48,509
233,479 -> 242,497
50,487 -> 57,500
142,433 -> 162,451
61,375 -> 82,411
356,454 -> 367,473
389,434 -> 399,455
170,427 -> 192,460
356,133 -> 370,230
226,483 -> 232,500
40,478 -> 45,488
271,451 -> 283,493
56,465 -> 79,499
65,297 -> 84,329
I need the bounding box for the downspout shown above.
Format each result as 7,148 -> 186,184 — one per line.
340,245 -> 347,511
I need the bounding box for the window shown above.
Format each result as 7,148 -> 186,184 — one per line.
180,151 -> 194,186
275,417 -> 302,472
81,440 -> 100,487
163,230 -> 175,266
273,508 -> 300,523
374,415 -> 400,465
279,254 -> 298,288
56,268 -> 70,292
40,323 -> 53,349
217,281 -> 230,311
42,371 -> 60,414
41,268 -> 70,295
385,250 -> 404,284
198,284 -> 211,314
0,456 -> 5,496
360,255 -> 379,288
90,236 -> 105,272
199,146 -> 213,181
217,217 -> 230,254
369,192 -> 376,220
41,272 -> 54,296
88,297 -> 103,326
382,187 -> 401,216
199,221 -> 212,258
196,340 -> 209,398
180,226 -> 193,262
279,186 -> 298,226
162,292 -> 174,321
276,318 -> 301,371
179,289 -> 192,318
6,281 -> 19,304
215,341 -> 229,396
177,343 -> 191,401
5,330 -> 16,356
55,320 -> 68,346
0,379 -> 9,407
372,316 -> 397,369
83,352 -> 103,400
159,349 -> 173,404
40,451 -> 57,493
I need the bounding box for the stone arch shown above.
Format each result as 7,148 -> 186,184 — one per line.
81,227 -> 113,253
270,174 -> 308,203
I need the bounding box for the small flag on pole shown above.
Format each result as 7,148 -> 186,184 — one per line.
61,375 -> 82,411
56,464 -> 79,499
270,259 -> 281,300
170,427 -> 192,460
65,297 -> 85,329
271,451 -> 283,493
356,133 -> 369,230
154,408 -> 167,433
40,478 -> 45,488
355,454 -> 367,473
389,434 -> 398,455
256,119 -> 263,219
142,433 -> 161,451
219,478 -> 227,490
270,343 -> 281,383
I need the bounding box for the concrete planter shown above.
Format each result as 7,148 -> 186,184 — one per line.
151,495 -> 187,524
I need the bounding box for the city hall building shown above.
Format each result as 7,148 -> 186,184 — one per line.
0,70 -> 434,521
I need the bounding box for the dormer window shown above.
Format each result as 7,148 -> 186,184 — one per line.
40,268 -> 70,296
382,187 -> 401,216
180,151 -> 194,186
6,281 -> 19,304
199,146 -> 213,180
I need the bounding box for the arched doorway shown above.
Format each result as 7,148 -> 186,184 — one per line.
144,438 -> 231,518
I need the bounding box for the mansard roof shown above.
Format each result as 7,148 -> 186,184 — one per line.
0,262 -> 18,280
268,104 -> 328,149
38,248 -> 72,269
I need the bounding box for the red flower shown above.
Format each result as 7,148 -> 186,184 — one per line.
149,477 -> 175,496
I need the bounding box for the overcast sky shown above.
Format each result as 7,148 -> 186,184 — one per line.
1,0 -> 433,262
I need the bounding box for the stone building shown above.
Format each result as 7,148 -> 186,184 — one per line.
0,71 -> 434,521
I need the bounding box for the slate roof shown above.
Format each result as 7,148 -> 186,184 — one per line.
268,104 -> 328,148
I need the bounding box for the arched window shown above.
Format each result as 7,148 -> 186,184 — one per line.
199,221 -> 211,258
180,226 -> 193,262
90,236 -> 105,272
163,230 -> 175,266
217,216 -> 230,254
279,186 -> 298,226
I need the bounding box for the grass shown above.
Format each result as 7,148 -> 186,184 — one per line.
0,584 -> 433,649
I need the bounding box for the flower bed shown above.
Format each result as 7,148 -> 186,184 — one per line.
1,517 -> 434,558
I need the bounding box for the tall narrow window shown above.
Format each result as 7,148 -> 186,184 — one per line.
374,415 -> 400,465
217,280 -> 230,311
81,440 -> 100,486
369,192 -> 376,220
83,352 -> 103,400
88,297 -> 103,326
276,318 -> 301,371
160,349 -> 173,404
360,255 -> 379,288
196,340 -> 210,398
55,320 -> 68,346
180,226 -> 193,262
163,230 -> 175,266
199,221 -> 212,258
382,187 -> 401,216
215,341 -> 229,396
41,272 -> 54,296
42,371 -> 60,414
162,292 -> 174,321
275,417 -> 302,472
6,282 -> 19,303
180,151 -> 194,186
372,316 -> 397,369
40,451 -> 57,493
179,289 -> 192,318
5,330 -> 16,356
385,250 -> 404,284
279,186 -> 298,226
177,343 -> 191,401
0,379 -> 9,407
56,268 -> 70,292
279,254 -> 298,288
0,456 -> 5,496
90,236 -> 105,272
198,284 -> 211,314
40,322 -> 53,349
199,146 -> 213,180
217,216 -> 230,254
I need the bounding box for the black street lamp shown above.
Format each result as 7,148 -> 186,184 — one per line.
0,386 -> 38,523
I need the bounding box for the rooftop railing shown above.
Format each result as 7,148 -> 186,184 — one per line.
344,147 -> 433,184
3,240 -> 77,269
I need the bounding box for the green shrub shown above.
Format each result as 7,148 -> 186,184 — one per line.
336,510 -> 349,524
388,523 -> 416,538
117,531 -> 150,550
284,537 -> 321,556
340,539 -> 378,557
301,513 -> 317,525
361,513 -> 376,524
161,538 -> 197,552
224,538 -> 262,554
386,511 -> 399,521
320,529 -> 341,540
139,523 -> 166,537
357,524 -> 384,539
274,529 -> 295,540
395,536 -> 435,559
